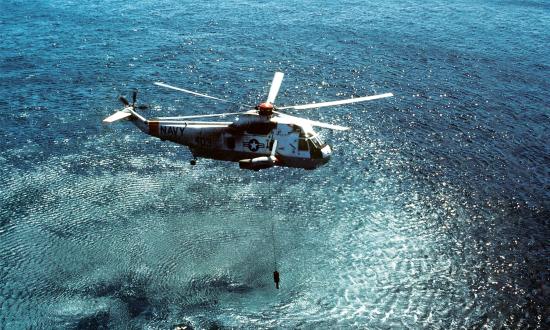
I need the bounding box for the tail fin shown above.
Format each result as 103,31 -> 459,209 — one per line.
103,109 -> 132,123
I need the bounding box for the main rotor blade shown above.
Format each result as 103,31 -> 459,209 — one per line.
271,139 -> 278,157
154,82 -> 253,107
273,111 -> 350,131
278,92 -> 393,110
266,72 -> 284,104
303,119 -> 350,131
155,112 -> 243,120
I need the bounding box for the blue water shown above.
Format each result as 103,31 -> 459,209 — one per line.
1,0 -> 549,328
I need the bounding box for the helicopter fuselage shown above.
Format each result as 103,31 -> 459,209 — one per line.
131,114 -> 332,169
105,71 -> 393,170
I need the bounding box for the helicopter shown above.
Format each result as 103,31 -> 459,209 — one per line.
103,72 -> 393,170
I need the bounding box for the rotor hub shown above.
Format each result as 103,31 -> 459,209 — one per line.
256,102 -> 274,116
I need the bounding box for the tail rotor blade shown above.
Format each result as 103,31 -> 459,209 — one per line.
266,72 -> 284,104
119,96 -> 130,106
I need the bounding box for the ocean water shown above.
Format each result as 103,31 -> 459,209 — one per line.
1,0 -> 549,328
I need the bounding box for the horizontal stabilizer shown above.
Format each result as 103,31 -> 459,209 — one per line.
103,111 -> 132,123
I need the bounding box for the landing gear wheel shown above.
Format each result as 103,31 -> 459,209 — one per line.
190,159 -> 197,166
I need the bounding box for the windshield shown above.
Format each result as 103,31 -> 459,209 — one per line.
309,135 -> 325,148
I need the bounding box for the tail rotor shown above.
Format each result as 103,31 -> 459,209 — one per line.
119,95 -> 130,107
119,89 -> 149,110
104,89 -> 148,123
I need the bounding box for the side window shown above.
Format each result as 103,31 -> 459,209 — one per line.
298,138 -> 309,151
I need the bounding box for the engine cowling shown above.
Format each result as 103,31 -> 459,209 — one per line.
239,156 -> 277,171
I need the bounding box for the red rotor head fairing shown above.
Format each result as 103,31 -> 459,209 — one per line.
256,102 -> 274,116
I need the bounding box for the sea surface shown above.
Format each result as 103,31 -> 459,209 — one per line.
1,0 -> 549,328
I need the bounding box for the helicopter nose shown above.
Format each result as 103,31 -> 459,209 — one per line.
321,145 -> 332,159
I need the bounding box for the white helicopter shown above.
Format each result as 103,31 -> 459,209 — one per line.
103,72 -> 393,170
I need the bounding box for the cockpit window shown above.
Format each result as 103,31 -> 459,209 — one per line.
309,135 -> 325,148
